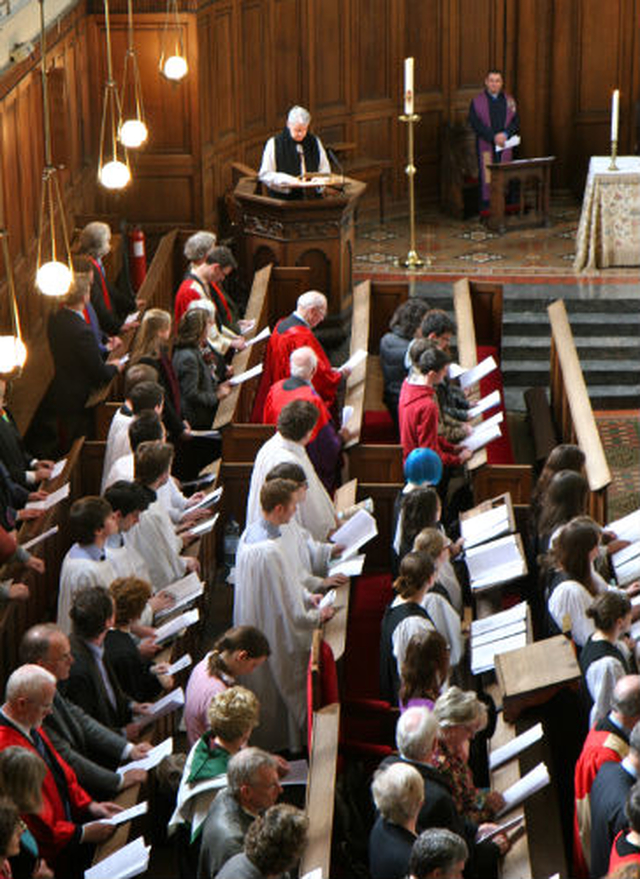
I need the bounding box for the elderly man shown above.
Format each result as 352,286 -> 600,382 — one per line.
258,105 -> 331,199
380,706 -> 506,879
215,804 -> 309,879
247,400 -> 338,541
408,829 -> 468,879
20,623 -> 150,800
198,747 -> 282,879
252,290 -> 348,421
0,665 -> 121,877
574,674 -> 640,878
590,720 -> 640,878
79,221 -> 138,336
236,478 -> 333,753
467,69 -> 519,209
263,346 -> 347,492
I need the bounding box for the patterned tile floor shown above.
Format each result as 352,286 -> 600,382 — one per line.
354,197 -> 640,284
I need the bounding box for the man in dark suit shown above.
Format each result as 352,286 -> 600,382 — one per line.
61,585 -> 152,737
379,707 -> 506,879
590,721 -> 640,878
20,622 -> 151,799
30,273 -> 126,457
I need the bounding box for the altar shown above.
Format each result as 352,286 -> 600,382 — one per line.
574,156 -> 640,271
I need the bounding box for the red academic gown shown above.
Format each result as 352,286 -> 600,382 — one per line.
0,719 -> 92,869
572,717 -> 628,878
609,830 -> 640,873
174,273 -> 207,326
251,314 -> 342,422
263,376 -> 343,493
397,380 -> 459,466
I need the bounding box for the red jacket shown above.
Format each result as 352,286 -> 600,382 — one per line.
398,380 -> 458,465
0,719 -> 92,866
573,720 -> 628,877
609,830 -> 640,874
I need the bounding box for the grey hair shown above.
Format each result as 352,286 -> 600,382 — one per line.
434,686 -> 483,728
227,746 -> 277,797
409,828 -> 468,879
372,762 -> 424,825
184,231 -> 216,263
297,290 -> 327,313
630,720 -> 640,756
396,706 -> 439,761
79,221 -> 111,258
287,105 -> 311,126
20,624 -> 62,665
187,298 -> 216,318
612,675 -> 640,718
5,665 -> 56,702
290,346 -> 317,380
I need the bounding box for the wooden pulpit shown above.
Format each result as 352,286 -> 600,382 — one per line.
487,156 -> 555,232
234,176 -> 366,322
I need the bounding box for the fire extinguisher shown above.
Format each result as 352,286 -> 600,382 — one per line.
129,226 -> 147,292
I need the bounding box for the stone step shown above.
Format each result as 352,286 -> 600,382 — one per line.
502,311 -> 640,337
504,383 -> 640,413
501,336 -> 640,360
502,358 -> 640,386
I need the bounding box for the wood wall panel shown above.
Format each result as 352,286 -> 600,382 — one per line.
576,0 -> 621,115
309,0 -> 348,113
354,0 -> 390,104
210,5 -> 236,141
239,0 -> 269,130
272,0 -> 303,117
405,0 -> 443,93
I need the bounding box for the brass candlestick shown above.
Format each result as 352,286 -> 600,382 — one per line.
399,113 -> 429,268
609,139 -> 619,171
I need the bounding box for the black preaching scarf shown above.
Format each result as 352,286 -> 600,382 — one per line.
271,126 -> 322,199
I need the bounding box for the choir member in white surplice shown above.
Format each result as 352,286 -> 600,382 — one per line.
57,496 -> 118,634
126,440 -> 200,590
264,462 -> 349,594
234,478 -> 335,752
246,400 -> 338,542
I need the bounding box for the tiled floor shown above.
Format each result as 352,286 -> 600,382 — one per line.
354,197 -> 640,284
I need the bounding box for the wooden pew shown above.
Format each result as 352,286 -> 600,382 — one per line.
547,299 -> 611,524
342,280 -> 371,448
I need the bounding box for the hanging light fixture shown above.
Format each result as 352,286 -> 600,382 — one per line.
159,0 -> 188,82
0,171 -> 27,375
98,0 -> 131,189
35,0 -> 73,298
119,0 -> 148,149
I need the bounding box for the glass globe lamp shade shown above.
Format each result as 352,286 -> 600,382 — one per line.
99,160 -> 132,190
36,260 -> 73,297
119,118 -> 148,148
0,336 -> 27,374
163,54 -> 188,81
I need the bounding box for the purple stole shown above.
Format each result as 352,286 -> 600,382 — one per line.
472,91 -> 517,202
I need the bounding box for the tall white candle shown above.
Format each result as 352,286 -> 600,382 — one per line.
404,57 -> 414,115
611,89 -> 620,143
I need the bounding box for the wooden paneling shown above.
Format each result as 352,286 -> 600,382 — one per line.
272,0 -> 304,116
239,0 -> 269,130
354,0 -> 390,104
309,0 -> 348,113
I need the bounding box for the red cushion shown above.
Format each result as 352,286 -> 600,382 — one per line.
476,345 -> 514,465
362,411 -> 399,444
344,574 -> 394,701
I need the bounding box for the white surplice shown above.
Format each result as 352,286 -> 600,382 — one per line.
126,499 -> 187,590
101,408 -> 132,493
233,519 -> 320,752
282,519 -> 332,593
246,433 -> 337,541
57,553 -> 117,635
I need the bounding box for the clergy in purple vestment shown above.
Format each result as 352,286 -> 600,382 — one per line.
468,69 -> 519,208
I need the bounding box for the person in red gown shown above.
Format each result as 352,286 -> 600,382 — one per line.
252,291 -> 349,421
263,347 -> 352,493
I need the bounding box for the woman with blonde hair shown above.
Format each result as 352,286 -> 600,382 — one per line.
0,747 -> 51,879
131,308 -> 188,445
398,630 -> 450,712
170,686 -> 260,870
413,528 -> 464,666
379,552 -> 436,705
431,687 -> 505,823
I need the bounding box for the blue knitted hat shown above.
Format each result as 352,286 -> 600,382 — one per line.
404,448 -> 443,486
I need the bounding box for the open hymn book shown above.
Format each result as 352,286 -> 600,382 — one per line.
607,508 -> 640,585
470,601 -> 529,675
465,533 -> 527,592
460,493 -> 516,549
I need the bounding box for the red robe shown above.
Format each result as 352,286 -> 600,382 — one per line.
0,719 -> 92,868
251,314 -> 342,422
263,377 -> 343,493
174,273 -> 207,326
398,380 -> 459,466
573,719 -> 628,878
609,830 -> 640,874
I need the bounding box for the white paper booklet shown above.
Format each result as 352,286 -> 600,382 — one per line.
117,737 -> 174,776
461,503 -> 511,549
471,631 -> 527,675
281,758 -> 309,786
188,512 -> 220,537
21,524 -> 59,551
497,762 -> 550,816
341,348 -> 368,372
49,459 -> 67,480
607,509 -> 640,543
472,619 -> 527,648
156,573 -> 204,618
154,608 -> 200,644
489,723 -> 544,770
461,412 -> 504,452
495,134 -> 521,153
468,389 -> 501,419
181,486 -> 223,518
330,509 -> 378,559
341,405 -> 354,429
470,601 -> 528,637
229,363 -> 263,386
26,482 -> 70,511
329,554 -> 365,578
136,687 -> 185,728
465,534 -> 527,591
245,326 -> 271,347
458,356 -> 498,390
103,801 -> 148,826
319,588 -> 336,609
85,837 -> 150,879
